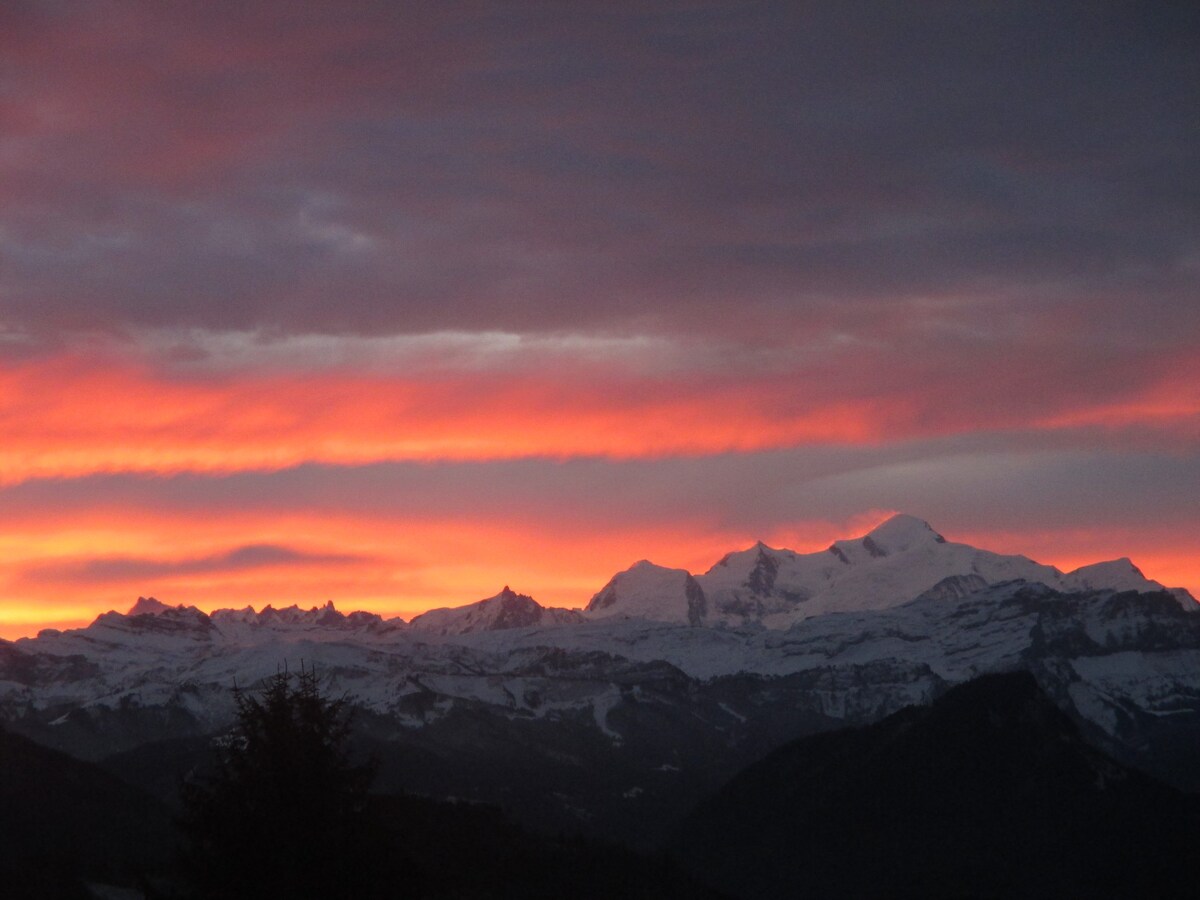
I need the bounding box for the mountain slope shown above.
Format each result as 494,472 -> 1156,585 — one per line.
673,671 -> 1200,899
0,724 -> 176,892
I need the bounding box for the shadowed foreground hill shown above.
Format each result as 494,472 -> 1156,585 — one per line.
372,793 -> 724,899
0,725 -> 176,897
174,669 -> 719,899
1,685 -> 719,900
672,672 -> 1200,899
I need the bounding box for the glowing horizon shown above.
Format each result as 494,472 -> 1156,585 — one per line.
3,504 -> 1195,641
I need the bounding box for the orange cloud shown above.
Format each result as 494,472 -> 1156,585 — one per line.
1037,388 -> 1200,437
0,353 -> 891,482
4,346 -> 1197,486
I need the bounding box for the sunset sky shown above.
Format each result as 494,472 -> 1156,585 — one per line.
1,1 -> 1197,636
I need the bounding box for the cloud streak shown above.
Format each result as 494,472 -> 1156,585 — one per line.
0,334 -> 1196,484
17,543 -> 372,586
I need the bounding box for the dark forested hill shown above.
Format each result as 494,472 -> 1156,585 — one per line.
673,672 -> 1200,899
0,725 -> 176,897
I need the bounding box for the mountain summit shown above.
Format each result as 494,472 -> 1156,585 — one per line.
585,561 -> 707,626
861,513 -> 946,554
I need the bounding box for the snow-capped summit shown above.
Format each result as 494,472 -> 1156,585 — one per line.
825,514 -> 946,566
861,514 -> 946,554
586,561 -> 707,626
408,586 -> 583,636
697,543 -> 811,623
1063,559 -> 1152,594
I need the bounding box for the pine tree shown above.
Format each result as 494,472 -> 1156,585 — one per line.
178,666 -> 384,899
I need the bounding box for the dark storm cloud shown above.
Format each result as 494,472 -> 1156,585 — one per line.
0,1 -> 1196,344
16,543 -> 371,586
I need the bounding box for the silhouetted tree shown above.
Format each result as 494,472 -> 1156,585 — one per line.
178,666 -> 384,899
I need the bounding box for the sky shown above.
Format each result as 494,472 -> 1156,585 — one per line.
0,0 -> 1197,636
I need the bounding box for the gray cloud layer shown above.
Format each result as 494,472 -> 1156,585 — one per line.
0,1 -> 1196,349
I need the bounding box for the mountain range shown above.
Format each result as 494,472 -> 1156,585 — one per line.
420,513 -> 1191,630
1,514 -> 1197,851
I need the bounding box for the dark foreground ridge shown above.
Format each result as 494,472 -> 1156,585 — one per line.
0,684 -> 721,900
672,671 -> 1200,899
0,725 -> 175,897
7,670 -> 1200,898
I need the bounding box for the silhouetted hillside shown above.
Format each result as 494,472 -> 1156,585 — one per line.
673,672 -> 1200,898
373,793 -> 723,899
7,718 -> 716,898
0,725 -> 176,896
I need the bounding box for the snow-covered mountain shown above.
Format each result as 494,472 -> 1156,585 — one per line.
687,514 -> 1186,627
0,514 -> 1196,843
573,514 -> 1188,629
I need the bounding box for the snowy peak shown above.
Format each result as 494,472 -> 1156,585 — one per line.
409,587 -> 583,636
707,544 -> 764,582
862,514 -> 946,555
1062,558 -> 1173,598
19,600 -> 408,661
1064,558 -> 1142,590
586,561 -> 707,626
709,543 -> 792,582
825,515 -> 944,567
745,545 -> 782,596
112,597 -> 209,627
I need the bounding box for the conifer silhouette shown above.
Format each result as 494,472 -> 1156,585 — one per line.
178,665 -> 383,899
